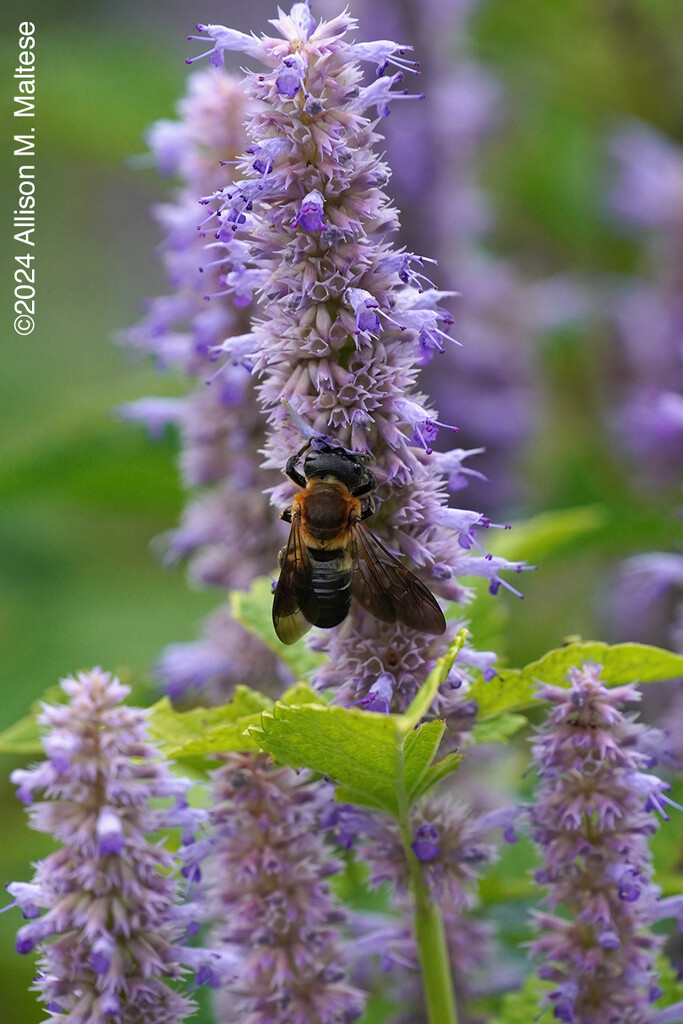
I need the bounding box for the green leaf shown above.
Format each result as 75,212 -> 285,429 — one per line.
280,681 -> 325,707
471,713 -> 528,745
0,684 -> 67,755
404,721 -> 447,800
491,974 -> 548,1024
250,638 -> 468,816
654,954 -> 683,1013
250,702 -> 402,813
409,750 -> 463,804
0,713 -> 42,755
470,641 -> 683,719
147,687 -> 274,759
230,577 -> 327,678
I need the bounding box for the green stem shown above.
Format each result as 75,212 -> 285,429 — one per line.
396,748 -> 458,1024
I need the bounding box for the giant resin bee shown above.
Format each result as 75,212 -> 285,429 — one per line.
272,441 -> 447,644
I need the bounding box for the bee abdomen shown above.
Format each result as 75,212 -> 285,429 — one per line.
308,551 -> 352,628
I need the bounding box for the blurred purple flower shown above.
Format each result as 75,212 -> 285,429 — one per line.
7,668 -> 217,1023
529,662 -> 680,1024
155,604 -> 294,705
607,553 -> 683,654
608,122 -> 683,487
123,66 -> 285,704
204,752 -> 365,1023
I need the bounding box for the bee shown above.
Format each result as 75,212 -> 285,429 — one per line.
272,441 -> 447,644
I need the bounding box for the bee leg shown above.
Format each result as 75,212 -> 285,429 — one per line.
280,507 -> 293,522
352,468 -> 377,498
360,497 -> 375,521
285,443 -> 310,488
277,546 -> 287,568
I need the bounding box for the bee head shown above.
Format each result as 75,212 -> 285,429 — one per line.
303,443 -> 369,491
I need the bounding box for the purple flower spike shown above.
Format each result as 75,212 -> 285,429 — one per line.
7,668 -> 209,1023
529,662 -> 673,1024
176,0 -> 527,716
206,753 -> 365,1023
123,65 -> 286,705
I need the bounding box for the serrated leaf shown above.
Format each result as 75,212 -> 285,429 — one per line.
147,687 -> 273,759
404,720 -> 446,800
251,702 -> 402,812
470,641 -> 683,719
230,577 -> 327,678
410,750 -> 463,804
471,713 -> 528,745
250,653 -> 467,816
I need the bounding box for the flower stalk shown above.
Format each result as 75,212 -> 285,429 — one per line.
397,803 -> 458,1024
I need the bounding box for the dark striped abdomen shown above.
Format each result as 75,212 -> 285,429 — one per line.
308,549 -> 352,628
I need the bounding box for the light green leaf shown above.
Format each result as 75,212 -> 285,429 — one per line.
404,721 -> 447,800
250,702 -> 402,813
250,642 -> 467,816
0,684 -> 68,755
491,974 -> 548,1024
409,750 -> 463,804
147,687 -> 273,759
230,577 -> 327,678
471,713 -> 528,745
654,954 -> 683,1013
0,713 -> 42,755
279,681 -> 325,706
470,641 -> 683,719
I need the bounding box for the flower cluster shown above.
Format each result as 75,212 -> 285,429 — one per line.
186,1 -> 526,712
529,662 -> 680,1024
7,668 -> 213,1024
201,752 -> 365,1024
122,65 -> 283,705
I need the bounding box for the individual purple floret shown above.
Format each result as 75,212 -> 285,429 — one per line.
204,752 -> 365,1024
7,668 -> 217,1024
529,662 -> 680,1024
186,0 -> 527,711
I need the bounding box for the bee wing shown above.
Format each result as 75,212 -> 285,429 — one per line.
272,513 -> 319,645
350,520 -> 446,636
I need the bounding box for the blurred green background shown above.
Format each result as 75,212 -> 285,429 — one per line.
1,0 -> 682,1017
